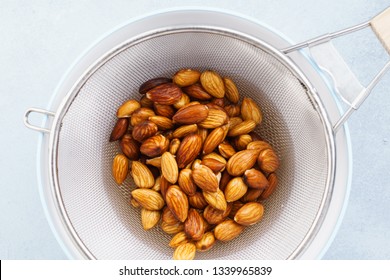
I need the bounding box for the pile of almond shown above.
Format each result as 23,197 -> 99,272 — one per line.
110,69 -> 280,260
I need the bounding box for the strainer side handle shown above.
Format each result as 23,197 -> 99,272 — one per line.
24,108 -> 55,133
283,7 -> 390,133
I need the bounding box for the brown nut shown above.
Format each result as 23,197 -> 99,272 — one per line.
203,203 -> 232,225
162,206 -> 179,225
182,83 -> 213,100
119,133 -> 140,160
132,120 -> 158,142
202,188 -> 227,211
169,231 -> 190,248
241,97 -> 263,125
173,124 -> 198,139
130,108 -> 156,127
202,124 -> 229,155
148,115 -> 174,130
161,221 -> 184,235
201,158 -> 225,174
214,219 -> 245,242
112,154 -> 129,184
110,118 -> 129,142
140,208 -> 161,230
195,231 -> 216,252
234,202 -> 264,226
233,134 -> 253,151
243,168 -> 269,190
218,141 -> 236,159
240,188 -> 263,203
224,177 -> 248,202
161,152 -> 179,184
184,208 -> 205,241
173,69 -> 201,87
165,185 -> 189,222
173,93 -> 191,109
176,133 -> 203,168
173,242 -> 196,260
224,104 -> 241,118
178,169 -> 197,196
247,140 -> 273,152
172,104 -> 209,124
116,99 -> 141,118
200,70 -> 225,98
257,148 -> 280,173
146,83 -> 183,105
188,192 -> 209,210
140,134 -> 169,158
260,172 -> 278,200
169,138 -> 181,155
139,77 -> 172,95
153,103 -> 175,119
192,165 -> 219,192
223,77 -> 240,103
198,108 -> 228,129
228,120 -> 257,137
131,161 -> 155,189
226,149 -> 259,176
131,189 -> 165,210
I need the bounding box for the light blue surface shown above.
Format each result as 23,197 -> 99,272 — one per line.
1,0 -> 389,259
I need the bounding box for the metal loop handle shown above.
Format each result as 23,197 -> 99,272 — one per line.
24,108 -> 55,133
282,8 -> 390,133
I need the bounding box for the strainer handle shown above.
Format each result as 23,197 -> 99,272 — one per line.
283,7 -> 390,133
24,108 -> 55,133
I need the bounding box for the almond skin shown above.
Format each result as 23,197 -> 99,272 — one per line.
131,161 -> 155,188
146,83 -> 183,105
234,202 -> 264,226
140,134 -> 169,158
224,177 -> 248,202
198,108 -> 228,129
214,219 -> 245,242
247,140 -> 273,152
141,208 -> 161,230
169,231 -> 190,248
153,103 -> 175,119
226,149 -> 259,176
132,120 -> 158,142
202,188 -> 227,211
258,148 -> 280,173
162,206 -> 180,225
243,168 -> 269,190
176,133 -> 203,168
173,243 -> 196,260
260,172 -> 278,200
161,221 -> 184,235
131,189 -> 165,210
116,99 -> 141,118
228,120 -> 257,137
119,133 -> 140,160
173,124 -> 198,139
173,69 -> 201,87
224,104 -> 241,117
184,208 -> 205,241
203,203 -> 232,225
130,108 -> 155,127
148,115 -> 174,130
241,97 -> 263,125
182,83 -> 212,100
195,231 -> 216,252
223,77 -> 240,103
200,70 -> 225,98
218,141 -> 236,159
188,192 -> 209,210
240,188 -> 263,203
161,152 -> 179,184
110,118 -> 129,142
112,154 -> 129,184
192,165 -> 219,192
165,185 -> 189,222
172,104 -> 209,124
202,124 -> 229,155
139,77 -> 172,95
201,158 -> 225,174
178,169 -> 197,196
233,134 -> 253,151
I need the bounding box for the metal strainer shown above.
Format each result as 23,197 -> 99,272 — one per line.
24,8 -> 390,259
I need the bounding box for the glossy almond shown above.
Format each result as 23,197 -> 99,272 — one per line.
226,149 -> 259,176
219,170 -> 232,192
192,165 -> 219,192
146,83 -> 183,105
198,108 -> 228,129
184,208 -> 205,241
173,124 -> 198,138
201,158 -> 225,174
146,156 -> 162,168
173,242 -> 196,260
132,120 -> 158,142
223,77 -> 240,103
148,115 -> 174,130
169,231 -> 190,248
176,133 -> 202,168
257,148 -> 280,173
162,206 -> 179,225
214,219 -> 245,242
188,192 -> 209,210
116,99 -> 141,118
131,161 -> 155,188
202,124 -> 229,154
241,97 -> 263,125
140,134 -> 169,157
140,95 -> 154,108
224,104 -> 241,117
130,108 -> 155,126
165,185 -> 189,222
172,104 -> 209,124
182,83 -> 212,100
247,140 -> 273,152
151,176 -> 161,192
203,203 -> 232,225
260,172 -> 278,200
173,69 -> 201,87
243,168 -> 269,190
200,70 -> 225,98
234,202 -> 264,226
224,177 -> 248,202
141,208 -> 161,230
178,169 -> 197,196
139,77 -> 171,95
173,93 -> 191,109
195,231 -> 216,252
228,120 -> 257,137
233,134 -> 252,151
112,154 -> 129,184
153,103 -> 175,119
161,221 -> 184,235
202,188 -> 227,211
228,117 -> 243,129
240,188 -> 263,202
131,189 -> 165,210
169,138 -> 181,155
228,201 -> 244,219
161,152 -> 179,184
110,118 -> 129,142
218,141 -> 236,159
119,133 -> 140,160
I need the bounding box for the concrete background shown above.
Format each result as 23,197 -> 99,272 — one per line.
0,0 -> 389,259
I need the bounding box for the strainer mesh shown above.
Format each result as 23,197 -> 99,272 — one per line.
56,31 -> 328,259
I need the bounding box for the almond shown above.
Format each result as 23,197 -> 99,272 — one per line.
169,231 -> 190,248
165,185 -> 189,222
223,77 -> 240,103
195,232 -> 216,252
202,152 -> 227,165
131,161 -> 155,188
202,124 -> 229,154
178,169 -> 197,196
131,189 -> 165,210
146,83 -> 183,105
160,175 -> 171,198
161,152 -> 179,184
228,120 -> 257,137
210,98 -> 226,108
197,127 -> 208,143
228,117 -> 243,129
182,83 -> 212,100
188,192 -> 209,210
219,170 -> 232,192
198,108 -> 228,129
162,206 -> 179,225
200,70 -> 225,98
228,201 -> 244,219
173,124 -> 198,138
218,141 -> 236,159
169,138 -> 181,155
184,208 -> 205,241
224,177 -> 248,202
145,156 -> 162,168
112,154 -> 129,184
173,243 -> 196,260
202,188 -> 227,211
153,103 -> 175,119
148,115 -> 174,130
201,158 -> 225,174
192,165 -> 219,192
139,77 -> 171,95
203,203 -> 232,225
224,104 -> 241,117
119,133 -> 140,160
214,219 -> 245,242
173,69 -> 201,87
110,118 -> 129,142
260,172 -> 278,200
140,134 -> 169,157
117,99 -> 141,118
240,188 -> 263,203
151,176 -> 161,192
247,140 -> 273,152
132,120 -> 158,142
233,134 -> 252,151
173,93 -> 191,109
176,133 -> 203,168
140,95 -> 154,108
241,97 -> 263,125
140,208 -> 161,230
257,148 -> 280,173
234,202 -> 264,226
226,149 -> 259,176
161,221 -> 184,235
130,108 -> 155,126
243,168 -> 269,190
172,104 -> 209,124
